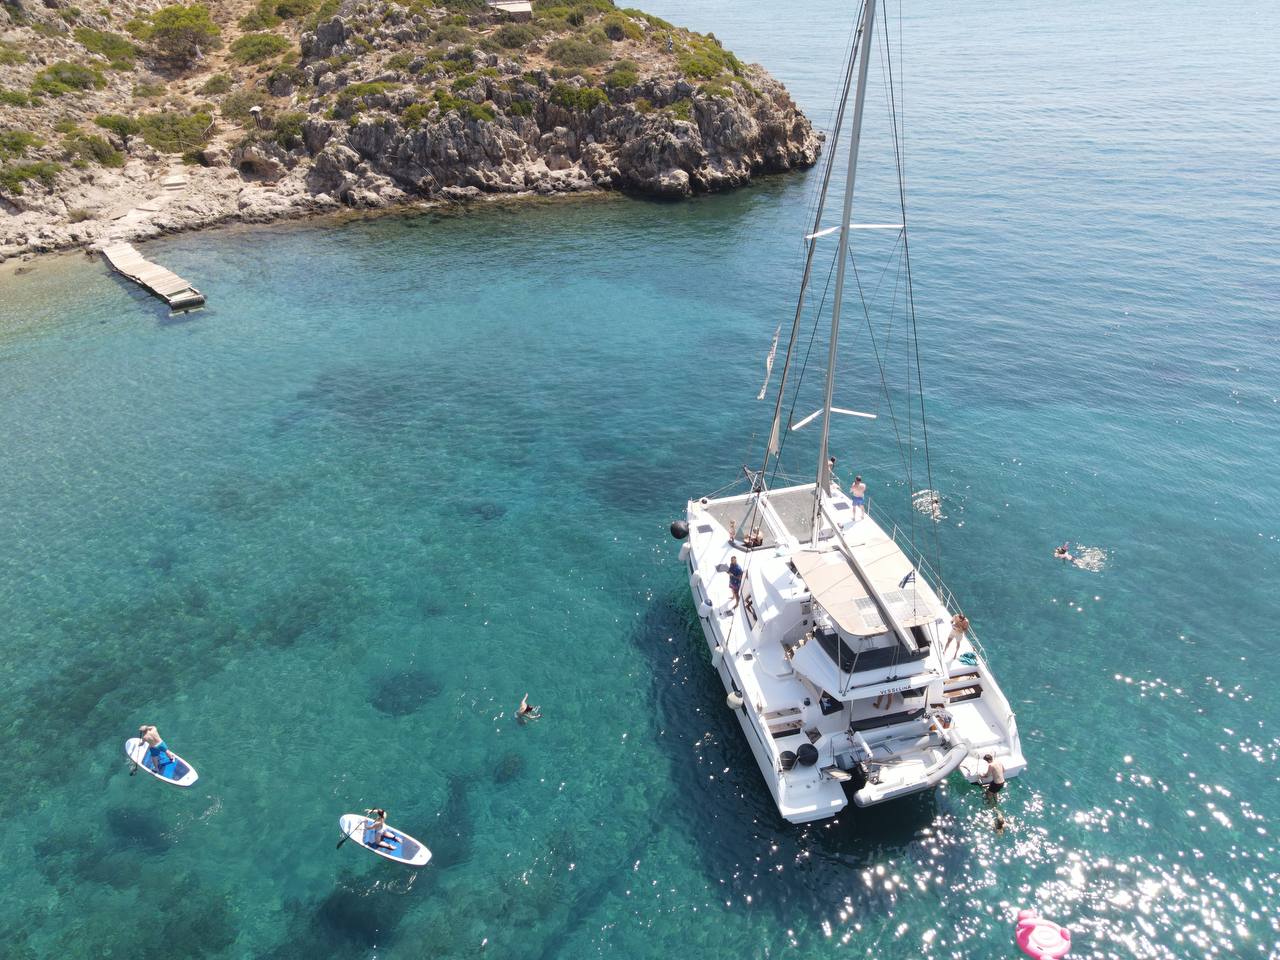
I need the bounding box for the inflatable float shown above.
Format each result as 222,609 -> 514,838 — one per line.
1015,909 -> 1070,959
338,813 -> 432,867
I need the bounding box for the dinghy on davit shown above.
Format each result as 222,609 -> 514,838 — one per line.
339,814 -> 432,867
124,737 -> 199,787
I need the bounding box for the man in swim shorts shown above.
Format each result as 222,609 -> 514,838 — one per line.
982,754 -> 1005,803
727,556 -> 744,607
943,612 -> 970,662
138,725 -> 174,774
849,475 -> 867,519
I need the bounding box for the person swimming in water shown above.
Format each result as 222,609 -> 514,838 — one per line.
517,693 -> 542,722
137,725 -> 174,775
1054,542 -> 1076,564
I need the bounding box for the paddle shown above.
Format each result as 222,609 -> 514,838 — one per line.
336,816 -> 365,850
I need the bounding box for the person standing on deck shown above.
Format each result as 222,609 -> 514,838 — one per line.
727,556 -> 744,607
849,475 -> 867,519
943,612 -> 970,662
827,457 -> 840,496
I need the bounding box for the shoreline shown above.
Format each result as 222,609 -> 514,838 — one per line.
0,185 -> 627,282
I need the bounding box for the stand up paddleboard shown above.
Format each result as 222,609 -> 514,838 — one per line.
124,738 -> 199,787
339,814 -> 432,867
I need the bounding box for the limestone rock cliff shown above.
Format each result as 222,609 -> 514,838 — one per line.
0,0 -> 819,259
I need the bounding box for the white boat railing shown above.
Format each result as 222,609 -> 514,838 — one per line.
866,499 -> 995,667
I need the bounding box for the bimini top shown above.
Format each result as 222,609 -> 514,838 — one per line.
793,544 -> 936,637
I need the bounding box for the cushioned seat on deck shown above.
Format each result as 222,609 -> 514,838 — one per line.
849,707 -> 925,733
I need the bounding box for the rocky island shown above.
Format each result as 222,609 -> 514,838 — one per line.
0,0 -> 819,261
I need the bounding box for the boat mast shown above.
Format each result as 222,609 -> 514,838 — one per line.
813,0 -> 878,543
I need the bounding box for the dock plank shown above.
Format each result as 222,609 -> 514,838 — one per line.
100,243 -> 205,311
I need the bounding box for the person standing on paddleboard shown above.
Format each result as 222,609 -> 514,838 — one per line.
138,725 -> 173,773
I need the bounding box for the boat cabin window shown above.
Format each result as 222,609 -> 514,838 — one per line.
814,625 -> 926,673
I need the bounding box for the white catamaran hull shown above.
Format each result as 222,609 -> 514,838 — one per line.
673,0 -> 1025,824
680,484 -> 1024,824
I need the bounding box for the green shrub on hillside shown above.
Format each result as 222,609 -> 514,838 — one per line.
667,97 -> 692,121
431,23 -> 472,45
125,17 -> 154,40
494,23 -> 539,49
303,0 -> 341,30
601,12 -> 641,41
0,162 -> 63,195
30,62 -> 107,97
271,110 -> 306,148
138,111 -> 213,152
0,88 -> 30,107
620,7 -> 671,31
94,114 -> 143,141
507,99 -> 534,117
199,73 -> 233,95
220,90 -> 263,124
604,59 -> 638,89
0,41 -> 27,66
677,35 -> 742,81
74,27 -> 138,69
547,37 -> 607,67
549,82 -> 607,111
230,32 -> 292,64
149,4 -> 222,65
343,81 -> 397,98
239,1 -> 280,30
276,0 -> 320,17
0,131 -> 43,161
62,132 -> 125,167
432,89 -> 494,122
401,102 -> 430,129
133,79 -> 166,98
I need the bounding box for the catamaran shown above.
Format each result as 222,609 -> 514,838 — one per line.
671,0 -> 1025,823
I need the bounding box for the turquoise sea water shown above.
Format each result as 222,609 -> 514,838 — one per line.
2,1 -> 1278,957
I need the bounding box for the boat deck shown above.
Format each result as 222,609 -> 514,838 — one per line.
701,484 -> 839,550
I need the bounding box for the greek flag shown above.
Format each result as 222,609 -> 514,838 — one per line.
899,570 -> 916,589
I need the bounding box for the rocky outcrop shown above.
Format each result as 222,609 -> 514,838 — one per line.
0,2 -> 820,261
294,64 -> 817,203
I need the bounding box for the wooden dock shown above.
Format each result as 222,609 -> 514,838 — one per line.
101,242 -> 205,311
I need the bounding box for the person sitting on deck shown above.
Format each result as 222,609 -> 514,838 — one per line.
928,704 -> 954,736
362,808 -> 399,851
744,527 -> 764,548
137,725 -> 174,775
517,693 -> 541,722
727,556 -> 744,607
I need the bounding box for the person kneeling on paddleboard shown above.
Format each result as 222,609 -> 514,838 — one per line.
363,809 -> 399,851
138,725 -> 174,774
